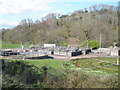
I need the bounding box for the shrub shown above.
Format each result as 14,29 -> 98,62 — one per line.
81,40 -> 100,49
1,60 -> 119,88
89,40 -> 100,49
62,42 -> 68,47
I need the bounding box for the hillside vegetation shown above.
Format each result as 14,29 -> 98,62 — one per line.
2,4 -> 119,47
1,60 -> 119,88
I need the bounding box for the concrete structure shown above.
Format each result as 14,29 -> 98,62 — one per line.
30,45 -> 39,48
44,44 -> 56,48
68,51 -> 82,57
92,48 -> 111,55
92,47 -> 120,56
0,46 -> 91,60
82,49 -> 91,55
110,49 -> 120,56
0,50 -> 20,56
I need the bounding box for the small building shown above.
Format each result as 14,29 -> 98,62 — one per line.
44,44 -> 56,48
82,49 -> 91,55
67,51 -> 82,57
1,50 -> 20,56
110,49 -> 120,56
94,48 -> 111,55
94,47 -> 120,56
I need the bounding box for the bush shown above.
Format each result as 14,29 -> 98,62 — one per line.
1,60 -> 119,88
89,40 -> 100,49
81,40 -> 100,49
62,42 -> 68,47
2,60 -> 67,88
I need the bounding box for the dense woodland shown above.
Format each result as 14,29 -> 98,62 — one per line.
2,4 -> 119,47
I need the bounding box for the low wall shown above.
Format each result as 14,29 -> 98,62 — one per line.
54,51 -> 82,57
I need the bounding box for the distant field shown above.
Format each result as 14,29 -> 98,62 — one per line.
1,42 -> 30,49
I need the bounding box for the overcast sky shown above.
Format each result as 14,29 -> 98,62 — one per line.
0,0 -> 119,29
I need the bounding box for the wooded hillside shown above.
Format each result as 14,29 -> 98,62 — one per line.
2,4 -> 119,47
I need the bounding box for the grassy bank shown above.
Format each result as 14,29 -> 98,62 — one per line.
26,59 -> 65,70
1,59 -> 65,70
1,57 -> 118,75
2,60 -> 119,88
63,57 -> 118,75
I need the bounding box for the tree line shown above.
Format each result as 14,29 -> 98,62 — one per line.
2,4 -> 119,47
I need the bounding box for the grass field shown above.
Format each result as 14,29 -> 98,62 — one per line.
2,59 -> 65,70
1,57 -> 118,75
63,57 -> 118,75
26,59 -> 65,70
1,42 -> 30,49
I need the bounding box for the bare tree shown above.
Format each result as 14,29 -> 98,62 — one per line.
82,28 -> 91,48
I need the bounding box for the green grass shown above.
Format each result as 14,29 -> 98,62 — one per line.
1,42 -> 30,49
95,57 -> 118,63
63,57 -> 118,75
25,59 -> 65,70
1,59 -> 65,70
1,57 -> 118,75
92,65 -> 118,74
